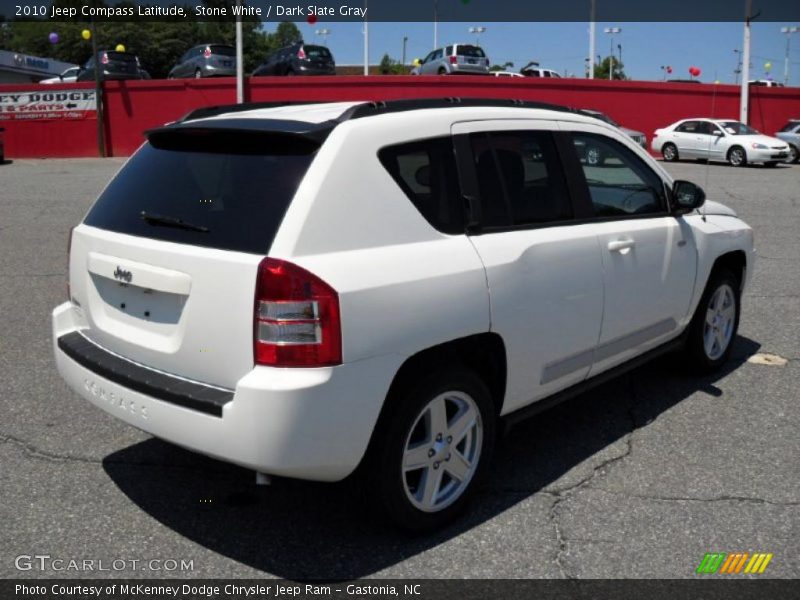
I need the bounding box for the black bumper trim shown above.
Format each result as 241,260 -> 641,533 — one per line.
58,332 -> 233,417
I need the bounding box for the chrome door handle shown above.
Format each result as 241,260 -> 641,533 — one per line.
608,239 -> 635,252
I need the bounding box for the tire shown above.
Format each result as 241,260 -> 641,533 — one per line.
727,146 -> 747,167
437,67 -> 447,75
661,143 -> 679,162
586,146 -> 604,166
368,368 -> 496,531
286,69 -> 296,76
684,269 -> 741,373
787,144 -> 799,164
194,69 -> 202,79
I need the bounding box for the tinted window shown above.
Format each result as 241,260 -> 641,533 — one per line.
210,45 -> 236,57
570,133 -> 666,217
84,131 -> 316,254
675,121 -> 701,133
446,45 -> 453,55
303,45 -> 332,59
378,138 -> 463,234
458,45 -> 486,58
470,131 -> 572,228
433,49 -> 443,60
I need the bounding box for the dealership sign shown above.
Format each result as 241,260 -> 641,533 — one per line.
0,89 -> 96,121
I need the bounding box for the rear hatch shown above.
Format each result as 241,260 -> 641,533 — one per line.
455,45 -> 488,70
208,45 -> 236,69
69,126 -> 319,389
101,51 -> 140,77
301,45 -> 335,70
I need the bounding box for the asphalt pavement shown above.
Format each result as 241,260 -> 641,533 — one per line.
0,157 -> 797,579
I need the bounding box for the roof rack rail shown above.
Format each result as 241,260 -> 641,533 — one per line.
342,97 -> 579,121
179,100 -> 320,123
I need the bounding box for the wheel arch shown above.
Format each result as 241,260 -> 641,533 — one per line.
710,249 -> 748,292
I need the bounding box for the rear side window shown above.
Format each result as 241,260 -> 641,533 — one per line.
84,130 -> 316,254
778,121 -> 799,132
569,132 -> 666,217
470,131 -> 572,228
675,121 -> 701,133
378,138 -> 464,234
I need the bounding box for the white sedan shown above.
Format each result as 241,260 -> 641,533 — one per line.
652,118 -> 790,167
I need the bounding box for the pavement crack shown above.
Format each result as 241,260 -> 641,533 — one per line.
543,374 -> 643,579
590,488 -> 800,507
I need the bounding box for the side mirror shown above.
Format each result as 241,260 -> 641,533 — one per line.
671,180 -> 706,215
712,130 -> 724,137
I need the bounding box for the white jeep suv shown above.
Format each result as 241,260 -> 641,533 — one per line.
52,98 -> 755,530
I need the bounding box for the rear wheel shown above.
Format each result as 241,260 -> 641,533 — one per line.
685,269 -> 741,372
727,146 -> 747,167
369,368 -> 495,531
194,69 -> 202,79
662,143 -> 679,162
438,67 -> 447,75
787,144 -> 799,164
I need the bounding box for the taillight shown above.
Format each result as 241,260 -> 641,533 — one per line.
297,47 -> 307,60
66,226 -> 75,300
449,55 -> 458,65
254,258 -> 341,367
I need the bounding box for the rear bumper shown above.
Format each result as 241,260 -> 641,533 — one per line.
52,302 -> 401,481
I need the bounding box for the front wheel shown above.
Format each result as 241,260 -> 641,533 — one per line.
685,269 -> 741,372
787,144 -> 799,164
727,146 -> 747,167
369,368 -> 495,531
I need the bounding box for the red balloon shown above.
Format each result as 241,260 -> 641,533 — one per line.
666,66 -> 673,74
306,14 -> 317,25
694,67 -> 702,77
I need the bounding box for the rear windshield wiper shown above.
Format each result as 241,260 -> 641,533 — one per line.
140,211 -> 209,233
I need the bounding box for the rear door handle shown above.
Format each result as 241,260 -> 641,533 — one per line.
608,239 -> 635,253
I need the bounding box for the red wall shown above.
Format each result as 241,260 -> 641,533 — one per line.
2,77 -> 799,159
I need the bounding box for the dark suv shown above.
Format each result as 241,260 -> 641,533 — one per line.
77,51 -> 148,82
252,42 -> 335,77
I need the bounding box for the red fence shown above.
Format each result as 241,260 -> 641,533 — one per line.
1,76 -> 799,159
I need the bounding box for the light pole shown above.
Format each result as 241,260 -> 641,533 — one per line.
402,36 -> 408,67
468,26 -> 486,46
781,26 -> 799,86
433,0 -> 438,49
604,27 -> 621,80
734,48 -> 743,84
315,28 -> 330,45
618,43 -> 622,72
740,0 -> 753,124
588,0 -> 596,78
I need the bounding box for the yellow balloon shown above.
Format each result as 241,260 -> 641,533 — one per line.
81,29 -> 91,40
764,61 -> 772,71
115,44 -> 126,53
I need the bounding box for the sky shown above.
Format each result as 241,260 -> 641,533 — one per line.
267,21 -> 800,85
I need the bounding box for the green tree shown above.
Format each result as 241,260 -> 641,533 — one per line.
379,53 -> 406,75
489,61 -> 514,72
593,56 -> 627,80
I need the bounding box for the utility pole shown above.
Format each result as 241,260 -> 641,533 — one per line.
90,18 -> 105,157
589,0 -> 596,78
402,36 -> 408,67
782,26 -> 799,86
740,0 -> 752,123
363,0 -> 369,75
604,27 -> 621,80
235,0 -> 243,103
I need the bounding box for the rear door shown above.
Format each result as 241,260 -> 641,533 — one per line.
672,120 -> 702,157
68,128 -> 319,389
561,125 -> 696,376
452,120 -> 604,414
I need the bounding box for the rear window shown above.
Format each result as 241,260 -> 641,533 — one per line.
303,45 -> 332,59
457,45 -> 485,58
84,130 -> 316,254
209,45 -> 236,57
105,52 -> 137,63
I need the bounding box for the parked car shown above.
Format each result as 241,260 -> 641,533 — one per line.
252,42 -> 335,76
652,118 -> 790,166
581,109 -> 648,152
491,71 -> 524,78
53,98 -> 754,531
775,118 -> 800,164
748,80 -> 785,87
520,63 -> 561,78
40,66 -> 80,84
411,44 -> 490,75
168,44 -> 236,79
76,51 -> 148,82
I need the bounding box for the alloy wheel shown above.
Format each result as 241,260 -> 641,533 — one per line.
703,284 -> 736,360
401,391 -> 483,513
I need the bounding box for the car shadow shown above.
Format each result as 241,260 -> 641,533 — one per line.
102,336 -> 760,580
